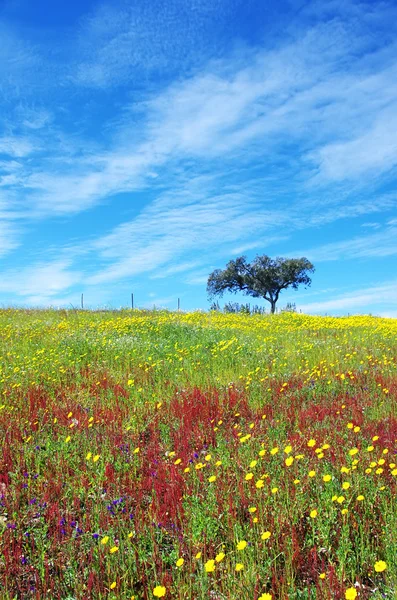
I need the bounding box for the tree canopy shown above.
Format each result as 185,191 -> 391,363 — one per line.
207,255 -> 315,314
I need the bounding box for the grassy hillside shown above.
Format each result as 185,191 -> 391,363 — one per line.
0,309 -> 396,599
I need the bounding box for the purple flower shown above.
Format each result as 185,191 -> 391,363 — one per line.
29,498 -> 36,505
92,533 -> 99,539
21,556 -> 28,564
7,523 -> 16,529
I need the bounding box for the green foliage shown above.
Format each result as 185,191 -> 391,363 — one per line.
207,255 -> 314,313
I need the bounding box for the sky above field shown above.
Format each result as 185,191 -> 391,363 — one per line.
1,0 -> 397,315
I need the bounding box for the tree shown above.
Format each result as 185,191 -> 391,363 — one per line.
207,255 -> 314,314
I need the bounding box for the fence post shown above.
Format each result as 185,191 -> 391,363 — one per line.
131,293 -> 134,309
178,298 -> 180,312
81,294 -> 84,309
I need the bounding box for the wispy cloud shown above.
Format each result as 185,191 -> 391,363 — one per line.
300,280 -> 397,314
0,259 -> 81,298
1,8 -> 397,224
292,225 -> 397,262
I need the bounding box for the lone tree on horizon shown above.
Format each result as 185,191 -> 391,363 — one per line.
207,255 -> 315,314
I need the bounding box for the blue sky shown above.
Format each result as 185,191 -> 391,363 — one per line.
1,0 -> 397,315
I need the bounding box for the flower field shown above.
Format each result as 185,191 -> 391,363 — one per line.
0,308 -> 396,600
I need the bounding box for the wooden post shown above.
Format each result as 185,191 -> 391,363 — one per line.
131,293 -> 134,309
177,298 -> 180,312
81,294 -> 84,309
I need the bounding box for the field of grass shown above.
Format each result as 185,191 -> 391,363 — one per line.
0,308 -> 396,600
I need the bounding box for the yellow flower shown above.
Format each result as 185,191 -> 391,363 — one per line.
323,474 -> 331,482
308,470 -> 316,478
256,479 -> 265,489
195,552 -> 202,559
215,552 -> 225,562
250,460 -> 257,468
248,507 -> 257,513
110,581 -> 117,590
374,560 -> 387,572
236,540 -> 247,550
208,475 -> 216,482
342,482 -> 350,490
341,508 -> 348,515
258,449 -> 266,457
293,479 -> 300,484
93,454 -> 100,462
101,536 -> 109,545
319,573 -> 326,580
109,546 -> 119,553
271,487 -> 278,494
284,445 -> 292,454
345,587 -> 357,599
153,585 -> 166,597
235,563 -> 244,572
204,559 -> 215,573
174,458 -> 181,465
258,594 -> 272,600
270,447 -> 279,455
261,531 -> 271,540
245,473 -> 254,481
357,495 -> 364,501
307,439 -> 316,447
65,436 -> 71,443
285,456 -> 294,467
337,496 -> 345,504
176,558 -> 184,567
310,509 -> 318,518
348,448 -> 358,456
86,452 -> 92,460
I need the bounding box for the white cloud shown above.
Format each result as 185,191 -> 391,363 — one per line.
310,104 -> 397,182
292,225 -> 397,262
86,189 -> 284,284
300,280 -> 397,314
2,12 -> 397,221
0,136 -> 35,158
0,259 -> 81,298
150,261 -> 202,279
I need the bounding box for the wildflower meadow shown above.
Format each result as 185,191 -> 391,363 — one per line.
0,308 -> 396,600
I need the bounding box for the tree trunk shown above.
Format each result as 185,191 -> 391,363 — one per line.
270,300 -> 276,314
